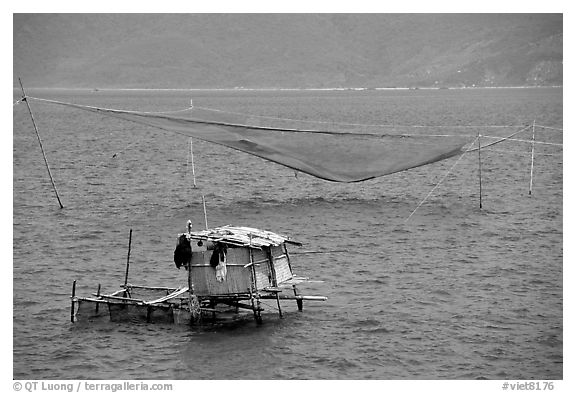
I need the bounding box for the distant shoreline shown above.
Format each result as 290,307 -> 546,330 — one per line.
14,85 -> 563,92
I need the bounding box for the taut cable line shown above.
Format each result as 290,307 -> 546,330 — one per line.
405,136 -> 480,222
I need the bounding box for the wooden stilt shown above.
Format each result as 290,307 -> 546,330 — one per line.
70,280 -> 77,323
187,264 -> 200,324
95,283 -> 101,313
249,286 -> 262,325
209,299 -> 217,321
265,247 -> 283,319
529,120 -> 536,196
293,284 -> 303,311
18,78 -> 64,209
248,245 -> 262,324
275,292 -> 283,318
249,289 -> 257,320
255,295 -> 262,325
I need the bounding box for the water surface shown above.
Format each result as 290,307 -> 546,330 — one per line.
13,88 -> 562,379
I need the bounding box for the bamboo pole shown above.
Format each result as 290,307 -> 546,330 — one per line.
189,138 -> 197,188
187,251 -> 195,323
266,247 -> 283,318
95,283 -> 101,313
18,78 -> 64,209
70,280 -> 77,323
283,243 -> 293,272
124,229 -> 133,291
248,243 -> 263,325
283,244 -> 302,310
257,293 -> 327,301
477,131 -> 483,209
292,249 -> 349,255
293,285 -> 303,311
529,120 -> 536,196
202,195 -> 208,230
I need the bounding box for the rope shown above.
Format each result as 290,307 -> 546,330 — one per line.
483,147 -> 563,157
26,95 -> 194,115
26,96 -> 209,141
480,135 -> 563,147
26,96 -> 562,136
27,96 -> 536,139
137,106 -> 194,115
465,124 -> 532,152
405,136 -> 480,222
535,124 -> 563,132
194,105 -> 526,129
26,96 -> 467,138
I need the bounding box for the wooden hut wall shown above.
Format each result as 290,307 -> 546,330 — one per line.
189,249 -> 252,295
251,248 -> 272,289
271,246 -> 293,284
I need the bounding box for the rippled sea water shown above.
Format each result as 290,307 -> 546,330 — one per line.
13,88 -> 562,379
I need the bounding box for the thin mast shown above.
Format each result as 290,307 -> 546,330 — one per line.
202,195 -> 209,230
124,229 -> 133,288
18,78 -> 64,208
477,131 -> 483,209
188,136 -> 208,229
529,120 -> 536,196
189,138 -> 197,188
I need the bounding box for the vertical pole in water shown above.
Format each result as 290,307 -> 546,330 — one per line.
248,236 -> 262,325
70,280 -> 77,323
18,78 -> 64,209
189,138 -> 197,189
266,247 -> 283,319
95,283 -> 101,313
124,229 -> 133,291
529,120 -> 536,196
477,132 -> 483,209
202,196 -> 208,230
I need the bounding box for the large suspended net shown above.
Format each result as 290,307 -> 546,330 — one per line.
25,96 -> 529,183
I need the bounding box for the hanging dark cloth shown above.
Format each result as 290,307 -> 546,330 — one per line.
210,242 -> 228,268
174,235 -> 192,269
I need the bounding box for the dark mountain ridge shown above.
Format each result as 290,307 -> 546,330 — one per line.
13,14 -> 562,88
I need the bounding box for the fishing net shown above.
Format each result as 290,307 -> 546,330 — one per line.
28,97 -> 474,183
